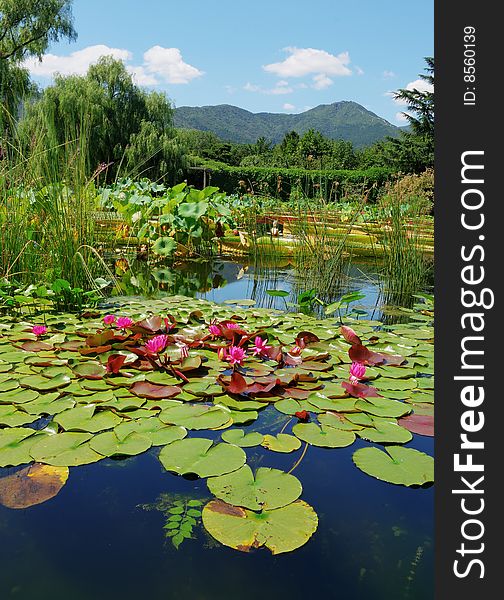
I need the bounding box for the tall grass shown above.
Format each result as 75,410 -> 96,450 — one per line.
1,109 -> 116,291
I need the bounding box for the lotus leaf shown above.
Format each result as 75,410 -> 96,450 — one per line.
352,446 -> 434,486
261,434 -> 301,453
221,429 -> 264,447
0,388 -> 39,404
202,499 -> 318,555
293,422 -> 355,448
20,374 -> 71,391
356,417 -> 413,444
0,428 -> 43,467
0,405 -> 40,427
159,438 -> 246,478
114,418 -> 187,446
355,397 -> 412,418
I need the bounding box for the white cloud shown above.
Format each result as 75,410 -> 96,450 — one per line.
283,103 -> 295,111
264,47 -> 352,78
24,44 -> 131,77
395,111 -> 409,122
312,73 -> 333,90
142,46 -> 203,84
355,66 -> 365,76
383,70 -> 396,79
24,44 -> 203,85
388,78 -> 434,106
244,80 -> 293,95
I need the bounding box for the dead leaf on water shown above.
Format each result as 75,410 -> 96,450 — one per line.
0,463 -> 69,509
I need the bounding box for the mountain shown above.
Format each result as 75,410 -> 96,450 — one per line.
173,101 -> 401,148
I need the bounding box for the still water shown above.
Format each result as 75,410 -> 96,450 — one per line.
0,258 -> 433,600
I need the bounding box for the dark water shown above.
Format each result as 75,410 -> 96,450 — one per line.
0,258 -> 434,600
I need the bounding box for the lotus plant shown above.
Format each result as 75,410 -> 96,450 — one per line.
251,336 -> 271,357
145,335 -> 169,355
116,316 -> 133,330
349,362 -> 366,384
103,314 -> 116,326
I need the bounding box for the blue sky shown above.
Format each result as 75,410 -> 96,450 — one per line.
25,0 -> 434,125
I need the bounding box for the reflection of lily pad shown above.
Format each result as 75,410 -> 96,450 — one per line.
207,465 -> 302,510
159,438 -> 245,478
293,422 -> 355,448
261,433 -> 301,453
202,499 -> 318,555
221,429 -> 264,447
352,446 -> 434,486
152,268 -> 175,284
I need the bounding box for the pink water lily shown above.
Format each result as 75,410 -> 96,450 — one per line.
32,325 -> 47,336
145,335 -> 169,355
209,324 -> 221,336
252,336 -> 271,356
226,345 -> 246,366
225,322 -> 240,330
103,314 -> 116,326
349,361 -> 366,384
116,316 -> 133,330
290,345 -> 302,356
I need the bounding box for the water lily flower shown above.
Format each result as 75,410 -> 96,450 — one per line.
217,347 -> 228,361
32,325 -> 47,336
252,336 -> 271,356
145,334 -> 169,355
209,324 -> 221,336
225,322 -> 240,330
226,346 -> 246,366
290,345 -> 303,356
349,361 -> 366,384
103,314 -> 116,326
295,410 -> 310,422
116,316 -> 133,330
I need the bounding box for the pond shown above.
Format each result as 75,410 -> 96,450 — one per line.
0,258 -> 434,600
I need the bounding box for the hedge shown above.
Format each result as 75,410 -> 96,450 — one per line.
192,162 -> 394,202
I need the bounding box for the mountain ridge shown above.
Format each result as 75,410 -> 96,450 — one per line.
173,101 -> 401,148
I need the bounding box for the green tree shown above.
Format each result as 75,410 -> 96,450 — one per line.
19,56 -> 189,182
394,57 -> 434,137
0,0 -> 76,61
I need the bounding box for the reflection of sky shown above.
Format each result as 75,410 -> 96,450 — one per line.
198,259 -> 384,318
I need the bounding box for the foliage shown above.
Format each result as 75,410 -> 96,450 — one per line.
17,57 -> 188,183
378,169 -> 434,216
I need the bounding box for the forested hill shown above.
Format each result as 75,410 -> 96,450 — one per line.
173,101 -> 401,148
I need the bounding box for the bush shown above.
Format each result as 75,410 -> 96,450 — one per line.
378,169 -> 434,216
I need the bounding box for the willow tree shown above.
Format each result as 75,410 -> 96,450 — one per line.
19,56 -> 189,183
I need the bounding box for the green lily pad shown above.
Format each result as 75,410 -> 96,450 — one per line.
30,432 -> 104,466
318,412 -> 364,431
20,374 -> 71,391
72,361 -> 107,379
0,388 -> 39,405
159,438 -> 246,478
22,395 -> 75,416
356,417 -> 413,444
352,446 -> 434,486
152,236 -> 177,256
89,431 -> 152,457
355,397 -> 412,418
202,499 -> 318,555
0,428 -> 40,467
207,465 -> 302,510
307,393 -> 357,412
293,422 -> 355,448
114,418 -> 187,447
159,404 -> 230,430
261,433 -> 301,453
0,405 -> 40,427
228,410 -> 258,426
373,378 -> 417,391
221,429 -> 264,447
54,405 -> 122,433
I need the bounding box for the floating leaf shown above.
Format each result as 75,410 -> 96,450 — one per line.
355,397 -> 412,418
293,422 -> 355,448
356,417 -> 413,444
159,438 -> 246,478
221,429 -> 264,447
261,434 -> 301,453
19,374 -> 71,391
130,381 -> 182,399
30,433 -> 103,466
54,405 -> 122,433
398,414 -> 434,437
202,499 -> 318,555
207,465 -> 302,510
0,464 -> 69,509
159,404 -> 230,430
0,428 -> 41,467
89,431 -> 152,457
352,446 -> 434,486
114,418 -> 187,446
72,361 -> 107,380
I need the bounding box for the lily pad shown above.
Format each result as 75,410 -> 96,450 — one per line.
89,431 -> 152,457
202,499 -> 318,555
355,397 -> 412,418
114,418 -> 187,447
207,465 -> 302,510
159,438 -> 246,478
30,433 -> 103,466
0,463 -> 69,509
0,428 -> 41,467
130,381 -> 182,399
221,429 -> 264,447
293,422 -> 355,448
261,434 -> 301,453
159,404 -> 230,430
54,405 -> 122,433
356,417 -> 413,444
20,374 -> 71,391
352,446 -> 434,486
398,414 -> 434,436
